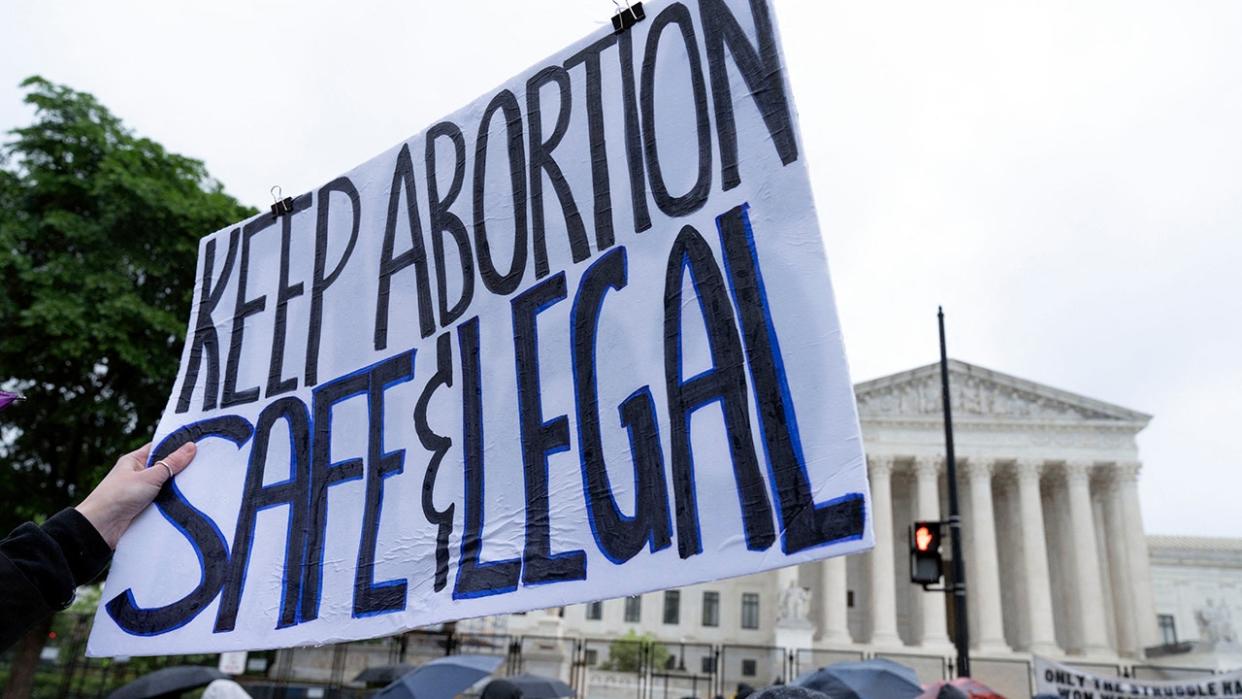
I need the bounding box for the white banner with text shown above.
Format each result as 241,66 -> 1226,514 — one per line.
1035,656 -> 1242,698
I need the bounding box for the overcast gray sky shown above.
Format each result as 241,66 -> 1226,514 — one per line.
3,0 -> 1239,537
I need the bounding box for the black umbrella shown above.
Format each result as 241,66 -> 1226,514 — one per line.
481,680 -> 522,699
108,666 -> 228,699
792,659 -> 922,699
373,654 -> 503,699
354,665 -> 417,686
502,673 -> 575,698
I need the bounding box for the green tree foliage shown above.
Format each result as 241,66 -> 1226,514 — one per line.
603,630 -> 671,672
0,76 -> 255,532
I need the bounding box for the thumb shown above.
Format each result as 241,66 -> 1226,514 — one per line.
123,443 -> 154,472
143,442 -> 198,486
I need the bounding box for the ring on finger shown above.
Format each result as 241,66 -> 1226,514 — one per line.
155,460 -> 173,480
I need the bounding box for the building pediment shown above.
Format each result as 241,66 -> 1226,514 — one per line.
854,359 -> 1151,426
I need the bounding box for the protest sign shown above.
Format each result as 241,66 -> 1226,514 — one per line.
1035,656 -> 1242,698
88,0 -> 871,656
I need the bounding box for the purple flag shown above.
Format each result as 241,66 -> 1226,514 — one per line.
0,391 -> 20,413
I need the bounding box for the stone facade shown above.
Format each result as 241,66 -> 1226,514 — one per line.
1148,535 -> 1242,669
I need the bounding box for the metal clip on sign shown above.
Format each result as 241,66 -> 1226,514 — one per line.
270,185 -> 294,217
611,0 -> 645,33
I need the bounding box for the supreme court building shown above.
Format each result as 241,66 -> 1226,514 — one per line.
475,360 -> 1192,684
838,358 -> 1158,659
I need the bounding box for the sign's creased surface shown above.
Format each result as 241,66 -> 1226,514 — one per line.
89,0 -> 871,655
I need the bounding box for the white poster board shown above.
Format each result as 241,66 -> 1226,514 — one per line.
88,0 -> 870,656
1034,656 -> 1242,697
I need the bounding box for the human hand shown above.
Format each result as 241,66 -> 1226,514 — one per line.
75,442 -> 198,549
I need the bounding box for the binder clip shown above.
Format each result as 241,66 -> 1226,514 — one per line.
270,185 -> 294,217
611,0 -> 645,34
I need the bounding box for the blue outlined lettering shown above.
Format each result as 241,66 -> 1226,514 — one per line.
571,247 -> 673,564
662,224 -> 776,558
715,204 -> 865,552
512,274 -> 588,586
453,317 -> 522,599
105,416 -> 254,636
352,351 -> 417,618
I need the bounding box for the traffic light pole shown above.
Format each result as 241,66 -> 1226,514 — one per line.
939,307 -> 971,678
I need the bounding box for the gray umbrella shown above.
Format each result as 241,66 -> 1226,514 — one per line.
502,673 -> 575,698
373,655 -> 503,699
354,664 -> 417,686
792,659 -> 922,699
108,666 -> 228,699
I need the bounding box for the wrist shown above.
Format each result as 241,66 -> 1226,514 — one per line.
75,498 -> 122,549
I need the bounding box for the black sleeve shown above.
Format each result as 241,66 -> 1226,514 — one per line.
0,508 -> 113,652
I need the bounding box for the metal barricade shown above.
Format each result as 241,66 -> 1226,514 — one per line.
717,644 -> 790,696
873,651 -> 949,684
970,656 -> 1034,698
792,647 -> 866,676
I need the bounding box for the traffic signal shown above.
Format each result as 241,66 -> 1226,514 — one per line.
910,521 -> 943,586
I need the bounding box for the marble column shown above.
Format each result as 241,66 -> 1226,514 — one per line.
869,456 -> 901,646
1065,460 -> 1112,656
913,456 -> 951,649
1102,474 -> 1137,657
1118,461 -> 1160,651
1014,459 -> 1059,655
964,459 -> 1011,652
818,557 -> 851,644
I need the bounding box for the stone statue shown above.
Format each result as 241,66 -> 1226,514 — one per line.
778,581 -> 811,627
1195,599 -> 1238,648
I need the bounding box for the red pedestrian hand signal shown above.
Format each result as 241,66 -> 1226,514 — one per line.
910,521 -> 944,585
915,525 -> 934,552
